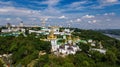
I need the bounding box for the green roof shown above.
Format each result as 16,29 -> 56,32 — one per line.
79,40 -> 87,44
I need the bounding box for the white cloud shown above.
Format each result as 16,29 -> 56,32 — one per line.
59,15 -> 67,19
6,18 -> 11,21
82,15 -> 95,19
88,21 -> 92,23
0,0 -> 120,29
16,17 -> 22,21
0,1 -> 13,6
104,12 -> 115,16
30,0 -> 62,16
93,0 -> 120,9
104,13 -> 108,15
0,5 -> 64,26
0,7 -> 39,16
102,0 -> 118,3
92,20 -> 97,23
109,12 -> 115,15
30,18 -> 37,21
68,1 -> 87,8
76,18 -> 81,22
0,6 -> 58,20
0,6 -> 48,25
43,7 -> 61,15
106,19 -> 111,21
62,1 -> 89,12
0,0 -> 62,19
29,0 -> 61,15
70,20 -> 73,23
32,0 -> 60,7
88,20 -> 97,24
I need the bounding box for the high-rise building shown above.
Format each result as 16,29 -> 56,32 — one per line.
19,21 -> 24,27
6,23 -> 11,29
41,18 -> 47,27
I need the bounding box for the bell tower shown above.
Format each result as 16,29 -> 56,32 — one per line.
47,26 -> 58,52
68,34 -> 72,44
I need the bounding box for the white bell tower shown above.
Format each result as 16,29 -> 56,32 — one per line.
47,27 -> 58,52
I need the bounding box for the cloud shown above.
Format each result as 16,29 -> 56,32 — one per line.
0,4 -> 62,25
88,21 -> 92,23
68,1 -> 87,8
101,0 -> 118,3
0,0 -> 120,29
92,20 -> 97,23
88,20 -> 97,24
104,13 -> 108,15
94,0 -> 120,9
62,1 -> 89,12
0,0 -> 62,17
82,15 -> 95,19
32,0 -> 60,7
70,20 -> 73,23
106,19 -> 111,21
0,6 -> 59,19
0,6 -> 43,25
104,12 -> 115,16
16,17 -> 22,21
0,7 -> 40,16
41,0 -> 60,6
6,18 -> 11,21
59,15 -> 67,19
76,18 -> 81,22
0,1 -> 14,7
31,0 -> 62,16
43,7 -> 61,16
109,12 -> 115,15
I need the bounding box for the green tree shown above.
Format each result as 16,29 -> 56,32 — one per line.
63,62 -> 74,67
74,53 -> 95,67
0,59 -> 4,67
89,50 -> 105,62
78,43 -> 90,53
34,54 -> 49,67
105,50 -> 117,65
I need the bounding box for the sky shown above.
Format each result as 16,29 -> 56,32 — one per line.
0,0 -> 120,29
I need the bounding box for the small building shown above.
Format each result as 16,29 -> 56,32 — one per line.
91,48 -> 106,54
58,44 -> 80,55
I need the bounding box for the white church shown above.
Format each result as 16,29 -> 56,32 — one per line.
47,27 -> 80,56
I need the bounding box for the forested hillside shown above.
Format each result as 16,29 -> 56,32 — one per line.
0,28 -> 120,67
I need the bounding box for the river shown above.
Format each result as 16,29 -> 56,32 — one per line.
104,34 -> 120,40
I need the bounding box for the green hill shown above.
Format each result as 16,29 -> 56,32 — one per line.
0,28 -> 120,67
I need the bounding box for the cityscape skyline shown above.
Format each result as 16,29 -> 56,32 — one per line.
0,0 -> 120,29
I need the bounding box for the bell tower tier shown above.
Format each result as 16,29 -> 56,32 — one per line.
47,26 -> 58,52
68,34 -> 72,44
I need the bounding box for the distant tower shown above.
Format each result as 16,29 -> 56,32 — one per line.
19,21 -> 24,27
41,18 -> 47,27
99,41 -> 103,49
6,23 -> 11,29
68,20 -> 73,28
68,23 -> 71,28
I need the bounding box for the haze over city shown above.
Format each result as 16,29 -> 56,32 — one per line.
0,0 -> 120,29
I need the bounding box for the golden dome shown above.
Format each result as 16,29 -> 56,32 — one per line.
47,26 -> 57,40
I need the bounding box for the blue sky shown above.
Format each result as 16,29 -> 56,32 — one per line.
0,0 -> 120,29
